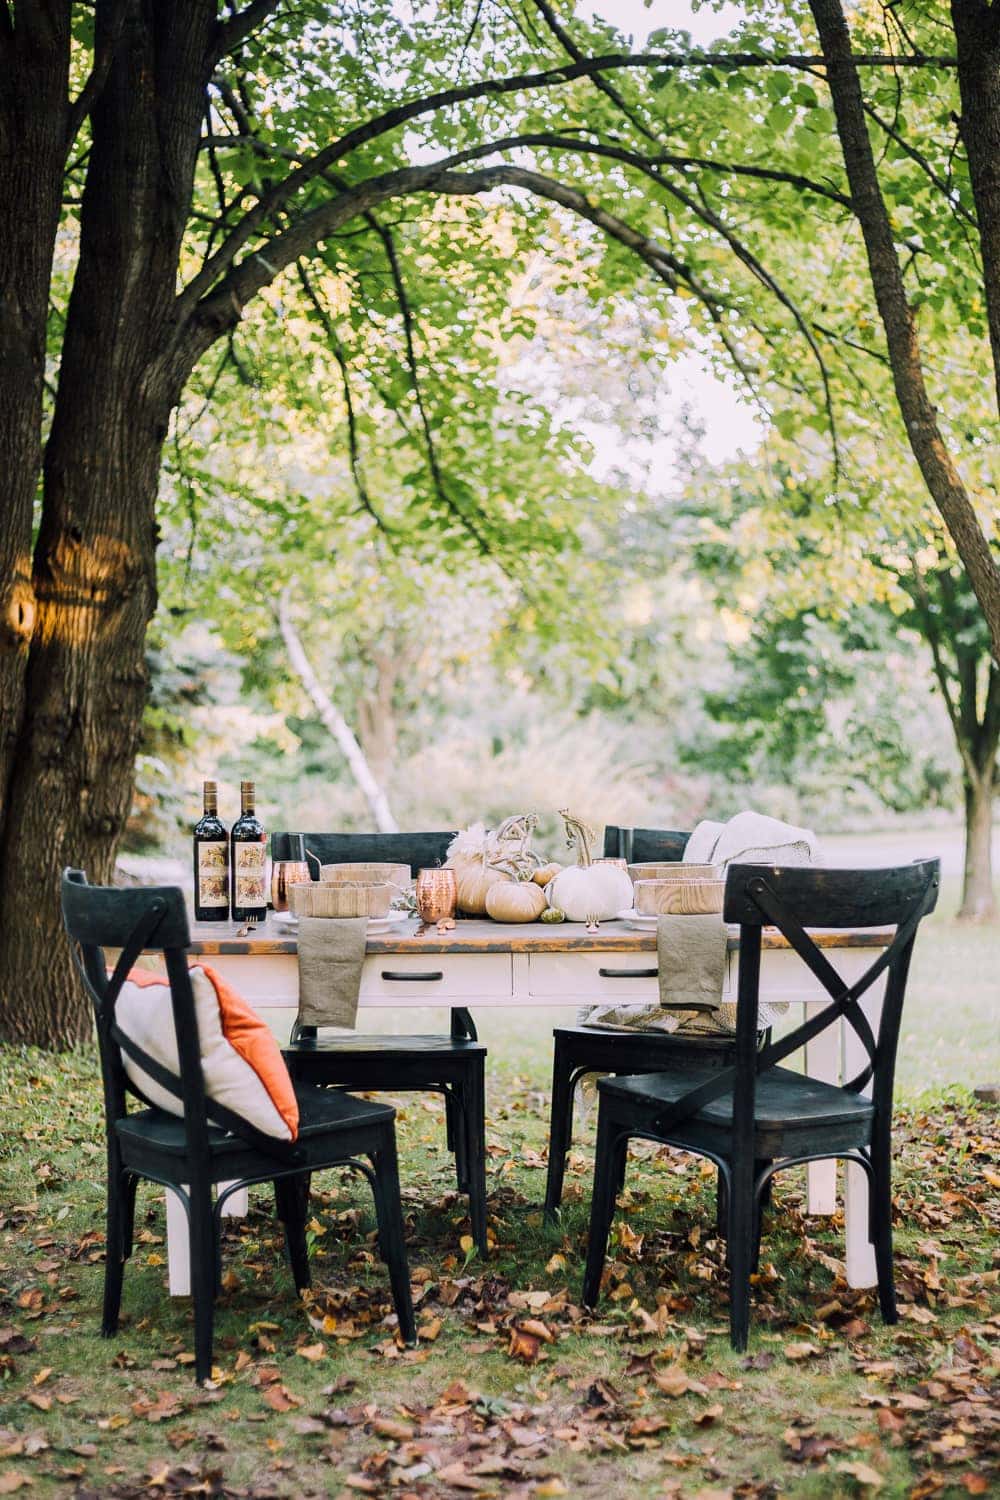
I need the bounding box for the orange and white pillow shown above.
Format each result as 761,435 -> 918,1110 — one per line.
116,965 -> 299,1141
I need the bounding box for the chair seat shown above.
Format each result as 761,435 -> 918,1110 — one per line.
599,1064 -> 875,1156
554,1024 -> 736,1054
285,1033 -> 486,1058
116,1079 -> 394,1159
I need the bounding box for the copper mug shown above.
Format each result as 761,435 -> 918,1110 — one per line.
415,868 -> 457,923
271,860 -> 311,912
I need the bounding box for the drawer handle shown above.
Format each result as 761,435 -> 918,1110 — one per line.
380,969 -> 444,982
598,966 -> 659,979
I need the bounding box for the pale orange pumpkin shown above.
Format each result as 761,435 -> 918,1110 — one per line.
485,880 -> 547,923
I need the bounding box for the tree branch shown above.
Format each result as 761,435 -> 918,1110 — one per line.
278,587 -> 398,833
370,216 -> 497,557
294,258 -> 389,531
530,0 -> 661,146
862,98 -> 978,227
65,0 -> 128,149
436,131 -> 842,463
210,0 -> 283,69
186,47 -> 955,322
907,565 -> 976,778
810,0 -> 1000,663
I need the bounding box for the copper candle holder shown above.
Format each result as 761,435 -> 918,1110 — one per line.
415,868 -> 457,923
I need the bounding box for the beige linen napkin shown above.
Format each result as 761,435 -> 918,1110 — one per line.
581,914 -> 726,1034
657,912 -> 790,1036
296,915 -> 367,1030
580,915 -> 789,1036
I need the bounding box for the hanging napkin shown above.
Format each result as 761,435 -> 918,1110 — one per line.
686,811 -> 820,869
581,914 -> 726,1034
683,820 -> 726,865
296,916 -> 367,1030
658,911 -> 792,1036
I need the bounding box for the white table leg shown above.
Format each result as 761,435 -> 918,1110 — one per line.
804,1007 -> 839,1215
166,1187 -> 191,1297
842,974 -> 886,1290
166,1182 -> 246,1297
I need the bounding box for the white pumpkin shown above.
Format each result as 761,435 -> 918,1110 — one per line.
545,811 -> 633,922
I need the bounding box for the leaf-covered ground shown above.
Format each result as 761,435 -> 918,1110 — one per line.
0,1047 -> 997,1500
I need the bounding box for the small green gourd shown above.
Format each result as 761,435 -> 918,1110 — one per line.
540,906 -> 566,923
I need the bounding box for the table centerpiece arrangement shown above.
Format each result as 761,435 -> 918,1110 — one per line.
444,810 -> 632,927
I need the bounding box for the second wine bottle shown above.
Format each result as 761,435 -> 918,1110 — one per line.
231,779 -> 267,922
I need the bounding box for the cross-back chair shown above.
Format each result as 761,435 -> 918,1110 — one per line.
273,831 -> 488,1255
581,859 -> 940,1349
61,869 -> 415,1383
544,825 -> 744,1217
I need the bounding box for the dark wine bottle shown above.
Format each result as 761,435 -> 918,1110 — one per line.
231,778 -> 267,922
193,780 -> 229,922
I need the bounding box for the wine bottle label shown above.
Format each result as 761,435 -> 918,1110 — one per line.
197,842 -> 229,906
234,842 -> 267,907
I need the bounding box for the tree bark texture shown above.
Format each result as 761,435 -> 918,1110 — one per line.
960,766 -> 997,920
951,1 -> 1000,420
957,655 -> 999,919
810,0 -> 1000,666
0,8 -> 70,818
0,0 -> 217,1046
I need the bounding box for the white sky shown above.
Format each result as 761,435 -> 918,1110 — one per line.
574,1 -> 762,484
582,0 -> 746,47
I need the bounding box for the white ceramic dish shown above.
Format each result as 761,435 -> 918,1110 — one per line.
274,910 -> 410,933
617,908 -> 659,931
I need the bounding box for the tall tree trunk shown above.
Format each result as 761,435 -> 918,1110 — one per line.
357,642 -> 408,787
0,0 -> 217,1046
951,2 -> 1000,419
0,9 -> 70,817
0,421 -> 164,1046
959,766 -> 996,921
809,0 -> 1000,665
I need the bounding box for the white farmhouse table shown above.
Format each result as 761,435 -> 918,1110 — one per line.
166,916 -> 890,1296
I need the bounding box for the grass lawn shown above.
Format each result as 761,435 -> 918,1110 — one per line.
0,895 -> 997,1499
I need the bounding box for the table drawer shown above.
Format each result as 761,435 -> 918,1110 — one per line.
360,953 -> 512,1000
527,952 -> 660,1000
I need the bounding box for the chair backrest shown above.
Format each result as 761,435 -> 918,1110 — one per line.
654,860 -> 940,1140
271,830 -> 457,877
61,868 -> 210,1146
603,826 -> 691,863
61,870 -> 296,1163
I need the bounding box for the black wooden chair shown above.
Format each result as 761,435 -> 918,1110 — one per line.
60,869 -> 416,1383
544,825 -> 743,1217
580,859 -> 940,1350
273,831 -> 489,1255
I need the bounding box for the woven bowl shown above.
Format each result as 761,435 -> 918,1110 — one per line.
633,877 -> 725,916
320,862 -> 410,892
289,881 -> 393,918
628,862 -> 720,884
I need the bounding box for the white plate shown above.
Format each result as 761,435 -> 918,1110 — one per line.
273,911 -> 412,933
617,908 -> 661,931
368,912 -> 411,930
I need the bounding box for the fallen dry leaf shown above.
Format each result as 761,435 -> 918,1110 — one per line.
833,1459 -> 885,1490
0,1474 -> 32,1494
261,1383 -> 301,1412
508,1327 -> 542,1363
